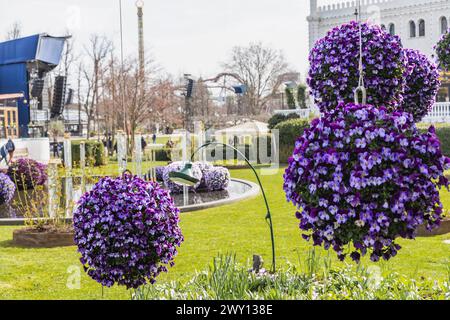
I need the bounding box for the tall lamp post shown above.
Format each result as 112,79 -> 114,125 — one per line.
169,142 -> 276,273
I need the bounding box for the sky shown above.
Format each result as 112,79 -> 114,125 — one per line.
0,0 -> 325,81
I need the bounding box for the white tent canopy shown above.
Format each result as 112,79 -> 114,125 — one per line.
215,121 -> 269,136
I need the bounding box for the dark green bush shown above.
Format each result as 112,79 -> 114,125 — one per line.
268,113 -> 300,130
274,119 -> 310,163
66,140 -> 108,167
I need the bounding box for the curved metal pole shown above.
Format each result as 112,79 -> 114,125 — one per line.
190,142 -> 276,273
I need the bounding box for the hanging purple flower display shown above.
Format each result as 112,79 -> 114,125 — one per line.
73,174 -> 183,289
400,49 -> 440,122
204,167 -> 231,191
435,29 -> 450,71
283,103 -> 450,263
163,161 -> 203,193
0,173 -> 15,205
7,158 -> 48,190
308,21 -> 407,113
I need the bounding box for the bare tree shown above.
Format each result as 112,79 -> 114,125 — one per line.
5,21 -> 22,40
60,30 -> 77,77
83,35 -> 113,138
222,42 -> 294,115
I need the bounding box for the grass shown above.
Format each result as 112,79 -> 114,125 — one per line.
0,167 -> 449,300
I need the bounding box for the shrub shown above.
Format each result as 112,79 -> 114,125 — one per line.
268,113 -> 300,130
283,103 -> 450,263
401,49 -> 440,122
297,84 -> 308,109
0,173 -> 15,205
7,158 -> 48,191
204,167 -> 231,191
68,140 -> 108,167
435,29 -> 450,71
274,119 -> 310,163
73,173 -> 184,289
308,21 -> 406,113
163,161 -> 203,194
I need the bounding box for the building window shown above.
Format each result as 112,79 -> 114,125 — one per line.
409,21 -> 416,37
441,17 -> 448,34
419,19 -> 425,37
381,24 -> 386,31
389,23 -> 395,35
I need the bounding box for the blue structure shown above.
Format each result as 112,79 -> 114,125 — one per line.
0,34 -> 67,137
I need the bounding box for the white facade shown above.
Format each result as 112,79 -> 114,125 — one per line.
308,0 -> 450,59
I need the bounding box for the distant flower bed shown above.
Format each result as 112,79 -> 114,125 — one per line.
308,21 -> 406,113
7,158 -> 48,191
283,103 -> 450,263
204,167 -> 231,191
161,161 -> 231,194
0,173 -> 15,205
73,173 -> 183,289
401,49 -> 440,122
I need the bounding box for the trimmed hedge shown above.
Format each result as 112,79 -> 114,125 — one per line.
274,118 -> 310,163
68,140 -> 108,167
268,113 -> 300,130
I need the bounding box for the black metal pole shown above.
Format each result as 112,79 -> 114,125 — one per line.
190,142 -> 276,273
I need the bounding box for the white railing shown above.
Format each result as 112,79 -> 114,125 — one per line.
275,103 -> 450,124
30,109 -> 88,123
422,102 -> 450,123
273,108 -> 313,119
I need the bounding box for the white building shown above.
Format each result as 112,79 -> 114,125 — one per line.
307,0 -> 450,121
308,0 -> 450,58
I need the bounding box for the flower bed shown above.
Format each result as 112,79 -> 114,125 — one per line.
7,158 -> 47,191
204,167 -> 231,191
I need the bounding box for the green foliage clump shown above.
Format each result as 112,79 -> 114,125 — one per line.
134,254 -> 450,300
68,140 -> 108,167
285,88 -> 296,109
297,84 -> 307,109
274,118 -> 310,163
268,113 -> 300,130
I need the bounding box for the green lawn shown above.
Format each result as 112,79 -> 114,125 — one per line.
0,167 -> 449,300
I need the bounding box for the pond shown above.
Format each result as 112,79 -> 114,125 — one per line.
0,176 -> 259,223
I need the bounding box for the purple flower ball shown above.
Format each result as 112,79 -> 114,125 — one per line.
308,21 -> 407,113
204,167 -> 231,191
400,49 -> 440,122
73,173 -> 184,289
283,103 -> 450,263
0,173 -> 15,205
